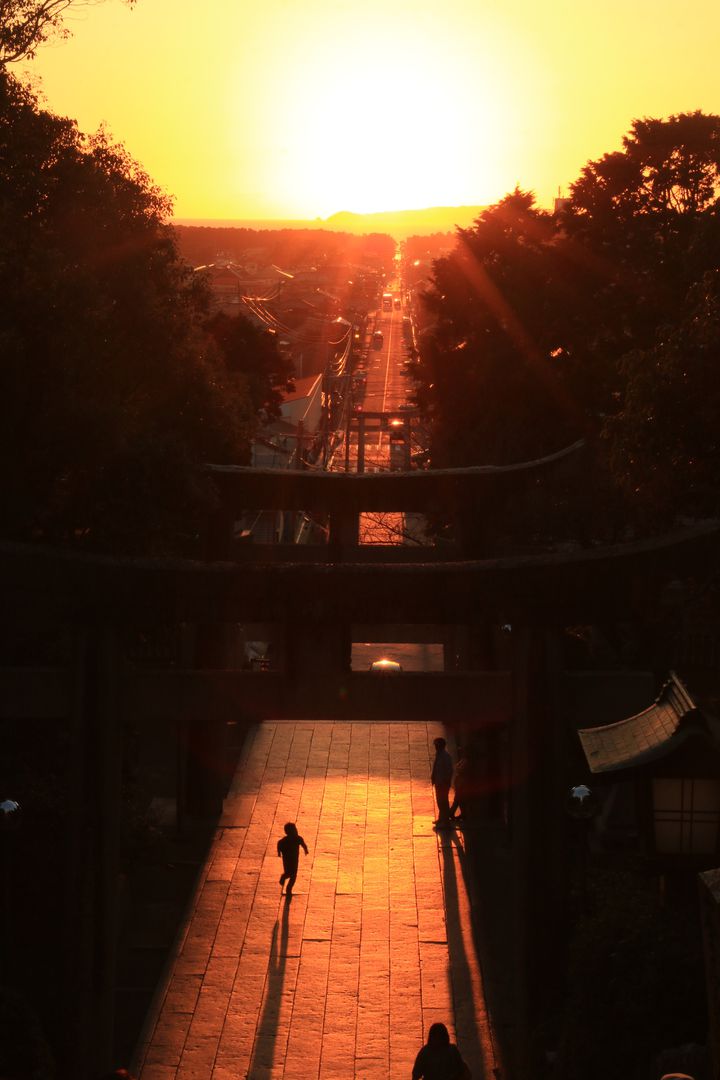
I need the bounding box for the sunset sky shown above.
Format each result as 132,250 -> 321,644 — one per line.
24,0 -> 720,222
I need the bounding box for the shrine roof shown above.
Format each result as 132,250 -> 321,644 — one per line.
699,866 -> 720,903
578,672 -> 700,774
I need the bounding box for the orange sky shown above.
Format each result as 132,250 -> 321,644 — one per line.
23,0 -> 720,221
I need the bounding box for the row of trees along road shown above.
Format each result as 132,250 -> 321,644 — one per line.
415,112 -> 720,550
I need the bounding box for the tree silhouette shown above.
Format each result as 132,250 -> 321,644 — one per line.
417,190 -> 583,470
572,112 -> 720,222
0,0 -> 135,65
607,270 -> 720,525
0,72 -> 252,552
205,311 -> 294,423
413,115 -> 720,544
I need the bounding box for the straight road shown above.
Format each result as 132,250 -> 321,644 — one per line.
362,302 -> 409,420
350,294 -> 415,543
345,296 -> 413,476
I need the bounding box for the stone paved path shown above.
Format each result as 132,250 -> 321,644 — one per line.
135,721 -> 499,1079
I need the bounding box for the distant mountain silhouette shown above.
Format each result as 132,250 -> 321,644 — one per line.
175,205 -> 486,240
323,206 -> 485,238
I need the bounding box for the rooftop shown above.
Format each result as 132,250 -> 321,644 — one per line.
578,672 -> 700,774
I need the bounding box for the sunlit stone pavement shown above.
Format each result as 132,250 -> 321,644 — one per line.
134,721 -> 499,1079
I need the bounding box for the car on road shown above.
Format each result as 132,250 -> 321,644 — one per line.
394,298 -> 401,310
372,330 -> 384,349
369,659 -> 403,674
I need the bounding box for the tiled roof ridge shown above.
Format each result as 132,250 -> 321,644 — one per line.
578,671 -> 706,774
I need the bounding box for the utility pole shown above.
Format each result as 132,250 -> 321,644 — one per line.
345,396 -> 352,472
295,419 -> 305,469
357,415 -> 366,474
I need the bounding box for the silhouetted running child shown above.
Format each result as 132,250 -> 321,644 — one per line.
276,822 -> 308,896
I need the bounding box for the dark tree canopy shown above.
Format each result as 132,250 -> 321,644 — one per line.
0,72 -> 252,553
413,113 -> 720,545
567,112 -> 720,361
416,190 -> 583,469
204,311 -> 294,423
607,270 -> 720,525
572,112 -> 720,223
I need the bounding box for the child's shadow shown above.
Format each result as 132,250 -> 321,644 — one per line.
247,900 -> 292,1074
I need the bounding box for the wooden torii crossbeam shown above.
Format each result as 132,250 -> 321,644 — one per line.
2,519 -> 719,625
205,439 -> 587,513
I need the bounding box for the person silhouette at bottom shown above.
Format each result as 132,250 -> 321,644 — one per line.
276,821 -> 308,897
412,1022 -> 471,1079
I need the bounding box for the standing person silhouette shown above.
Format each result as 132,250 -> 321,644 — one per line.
276,821 -> 308,897
431,737 -> 454,829
412,1022 -> 471,1079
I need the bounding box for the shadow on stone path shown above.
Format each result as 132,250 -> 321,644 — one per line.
133,721 -> 501,1080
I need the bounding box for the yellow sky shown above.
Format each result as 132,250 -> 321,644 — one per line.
23,0 -> 720,221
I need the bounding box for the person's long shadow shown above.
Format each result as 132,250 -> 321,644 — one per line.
246,895 -> 292,1078
447,826 -> 485,966
449,823 -> 509,1035
439,828 -> 493,1078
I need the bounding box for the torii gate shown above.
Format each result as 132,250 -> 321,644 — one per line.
3,444 -> 720,1079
